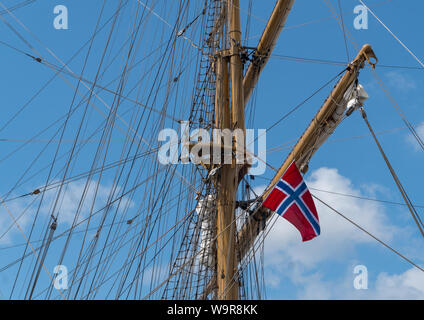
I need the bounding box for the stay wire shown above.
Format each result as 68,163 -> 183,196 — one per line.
220,175 -> 424,299
321,0 -> 424,238
266,67 -> 347,133
313,194 -> 424,272
0,0 -> 131,133
322,0 -> 424,153
25,1 -> 110,299
337,0 -> 350,63
360,107 -> 424,238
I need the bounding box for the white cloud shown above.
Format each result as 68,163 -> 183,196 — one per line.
41,180 -> 117,225
264,167 -> 397,268
406,122 -> 424,151
293,266 -> 424,300
372,267 -> 424,299
0,180 -> 133,244
0,197 -> 33,244
385,71 -> 417,92
261,166 -> 419,298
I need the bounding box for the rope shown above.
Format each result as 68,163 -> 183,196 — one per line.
360,107 -> 424,238
254,175 -> 424,209
313,194 -> 424,272
266,123 -> 422,154
337,0 -> 350,63
358,0 -> 424,69
0,195 -> 67,299
221,189 -> 424,297
266,67 -> 347,133
135,0 -> 202,51
322,0 -> 424,153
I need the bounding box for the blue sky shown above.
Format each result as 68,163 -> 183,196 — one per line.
251,0 -> 424,299
0,0 -> 424,299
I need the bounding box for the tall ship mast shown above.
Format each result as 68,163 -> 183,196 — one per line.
0,0 -> 423,301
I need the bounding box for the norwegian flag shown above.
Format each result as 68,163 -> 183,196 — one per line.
262,161 -> 320,241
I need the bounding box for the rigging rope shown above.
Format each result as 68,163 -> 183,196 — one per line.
0,3 -> 203,200
0,0 -> 207,299
269,53 -> 424,70
0,195 -> 67,299
253,175 -> 424,209
220,190 -> 424,298
359,107 -> 424,238
0,0 -> 36,16
358,0 -> 424,69
337,0 -> 350,63
135,0 -> 202,51
3,0 -> 422,300
313,194 -> 424,272
322,0 -> 424,153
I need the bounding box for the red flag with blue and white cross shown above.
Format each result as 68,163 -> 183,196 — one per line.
262,161 -> 320,242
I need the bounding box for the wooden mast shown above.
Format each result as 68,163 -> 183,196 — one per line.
236,44 -> 378,264
243,0 -> 295,105
215,52 -> 238,300
208,0 -> 377,300
214,0 -> 244,300
210,0 -> 296,300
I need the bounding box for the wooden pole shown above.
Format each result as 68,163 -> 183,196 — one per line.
261,44 -> 376,200
228,0 -> 245,135
215,54 -> 230,130
214,0 -> 246,300
243,0 -> 295,106
215,52 -> 239,300
236,44 -> 378,264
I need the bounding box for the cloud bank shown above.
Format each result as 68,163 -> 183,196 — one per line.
263,167 -> 423,299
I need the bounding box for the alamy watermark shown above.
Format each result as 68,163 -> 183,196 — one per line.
353,5 -> 368,30
53,265 -> 68,290
158,121 -> 266,175
53,5 -> 68,30
353,264 -> 368,290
